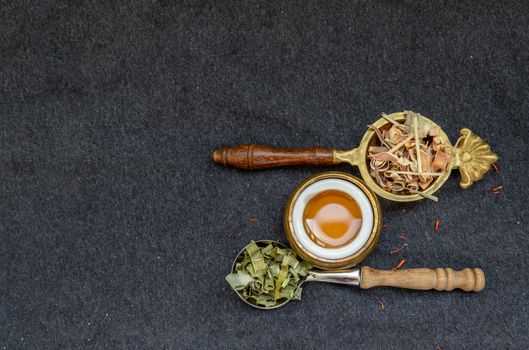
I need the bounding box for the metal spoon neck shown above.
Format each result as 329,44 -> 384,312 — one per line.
333,148 -> 361,166
306,269 -> 361,286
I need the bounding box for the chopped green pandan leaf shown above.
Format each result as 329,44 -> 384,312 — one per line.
247,241 -> 267,277
225,241 -> 312,308
225,271 -> 254,290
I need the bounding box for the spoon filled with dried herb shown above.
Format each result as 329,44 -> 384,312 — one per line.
226,240 -> 486,310
213,111 -> 498,202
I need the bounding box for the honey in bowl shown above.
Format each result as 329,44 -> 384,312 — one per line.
303,190 -> 363,249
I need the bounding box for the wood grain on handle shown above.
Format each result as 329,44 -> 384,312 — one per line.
212,144 -> 336,170
360,267 -> 485,292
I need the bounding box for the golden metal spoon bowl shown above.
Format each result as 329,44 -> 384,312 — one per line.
213,111 -> 498,202
229,240 -> 486,310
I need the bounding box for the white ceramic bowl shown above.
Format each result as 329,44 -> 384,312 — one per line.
292,178 -> 374,259
284,172 -> 382,269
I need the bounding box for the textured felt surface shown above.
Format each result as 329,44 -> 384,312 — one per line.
1,1 -> 529,349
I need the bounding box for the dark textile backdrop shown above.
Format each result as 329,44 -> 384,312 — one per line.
1,1 -> 528,349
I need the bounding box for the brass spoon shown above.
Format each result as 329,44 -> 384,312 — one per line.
214,112 -> 498,202
231,241 -> 485,310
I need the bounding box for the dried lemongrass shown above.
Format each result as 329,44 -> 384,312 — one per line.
367,111 -> 450,199
381,112 -> 400,126
409,189 -> 439,202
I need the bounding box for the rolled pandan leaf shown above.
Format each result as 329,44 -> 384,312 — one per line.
225,271 -> 254,290
246,241 -> 267,277
274,263 -> 289,299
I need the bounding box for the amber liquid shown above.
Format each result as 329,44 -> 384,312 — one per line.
303,190 -> 363,248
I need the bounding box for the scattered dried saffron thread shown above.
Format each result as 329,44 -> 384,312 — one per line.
435,218 -> 440,233
383,223 -> 389,229
378,300 -> 385,310
227,232 -> 233,238
491,185 -> 503,195
249,217 -> 258,222
399,235 -> 406,240
392,258 -> 407,270
389,244 -> 408,254
491,163 -> 500,174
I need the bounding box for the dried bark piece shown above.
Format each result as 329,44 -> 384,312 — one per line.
431,148 -> 448,172
429,125 -> 441,137
370,152 -> 401,163
369,146 -> 389,153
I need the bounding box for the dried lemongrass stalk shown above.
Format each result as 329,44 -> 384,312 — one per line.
413,115 -> 422,174
386,170 -> 444,177
367,111 -> 450,199
381,112 -> 400,126
409,189 -> 439,202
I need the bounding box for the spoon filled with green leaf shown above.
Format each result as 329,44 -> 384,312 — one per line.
226,240 -> 485,309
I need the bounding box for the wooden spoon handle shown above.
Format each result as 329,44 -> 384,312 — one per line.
212,144 -> 336,170
360,266 -> 485,292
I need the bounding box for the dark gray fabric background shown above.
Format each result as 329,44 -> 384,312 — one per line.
1,1 -> 528,349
